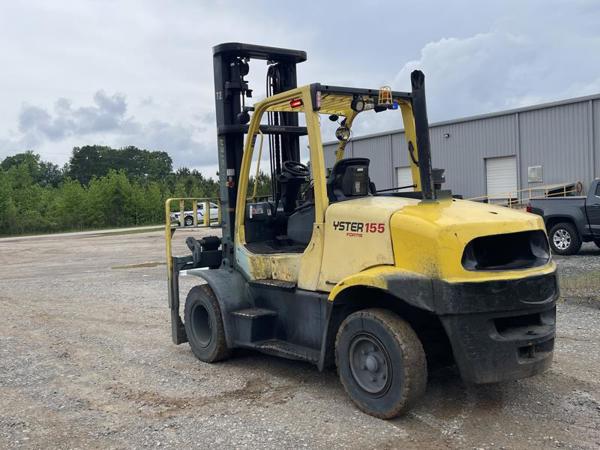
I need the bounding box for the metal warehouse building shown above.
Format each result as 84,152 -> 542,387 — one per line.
324,93 -> 600,201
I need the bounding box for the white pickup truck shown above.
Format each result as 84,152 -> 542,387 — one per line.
170,202 -> 220,226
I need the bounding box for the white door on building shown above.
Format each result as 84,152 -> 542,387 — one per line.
396,166 -> 414,192
486,156 -> 517,200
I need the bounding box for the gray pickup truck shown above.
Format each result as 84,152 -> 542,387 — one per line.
528,179 -> 600,255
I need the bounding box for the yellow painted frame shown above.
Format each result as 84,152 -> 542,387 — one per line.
233,86 -> 429,287
235,86 -> 328,240
233,85 -> 329,287
399,102 -> 422,192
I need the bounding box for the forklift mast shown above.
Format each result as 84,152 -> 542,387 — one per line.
212,43 -> 307,266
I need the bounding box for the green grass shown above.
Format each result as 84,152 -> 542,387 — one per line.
87,226 -> 164,237
559,269 -> 600,302
0,223 -> 164,238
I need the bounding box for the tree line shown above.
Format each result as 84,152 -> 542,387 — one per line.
0,146 -> 225,235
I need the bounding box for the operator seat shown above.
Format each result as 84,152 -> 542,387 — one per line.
287,158 -> 376,245
327,157 -> 374,202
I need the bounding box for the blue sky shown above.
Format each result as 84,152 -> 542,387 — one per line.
1,0 -> 600,176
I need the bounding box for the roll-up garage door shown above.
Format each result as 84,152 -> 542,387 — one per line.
486,156 -> 517,199
395,167 -> 414,192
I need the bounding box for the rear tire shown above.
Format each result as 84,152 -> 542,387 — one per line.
184,284 -> 230,362
335,309 -> 427,419
548,222 -> 581,255
184,216 -> 194,226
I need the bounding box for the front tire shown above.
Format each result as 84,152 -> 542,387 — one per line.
184,284 -> 230,362
549,222 -> 581,255
184,216 -> 194,227
335,309 -> 427,419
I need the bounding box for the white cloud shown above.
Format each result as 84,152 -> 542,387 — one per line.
391,25 -> 600,122
18,91 -> 128,143
3,91 -> 214,170
392,32 -> 535,119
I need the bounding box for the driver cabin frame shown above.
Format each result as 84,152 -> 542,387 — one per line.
234,84 -> 426,290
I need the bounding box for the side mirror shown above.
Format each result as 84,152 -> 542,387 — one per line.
335,126 -> 350,142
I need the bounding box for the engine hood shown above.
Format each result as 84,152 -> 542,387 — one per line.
317,195 -> 554,291
389,197 -> 554,282
394,197 -> 545,231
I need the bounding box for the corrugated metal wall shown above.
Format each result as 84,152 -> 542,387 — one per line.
428,115 -> 517,198
519,102 -> 592,190
352,135 -> 394,189
323,142 -> 339,171
323,96 -> 600,198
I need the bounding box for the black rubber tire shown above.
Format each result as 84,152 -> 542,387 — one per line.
184,284 -> 230,363
184,216 -> 194,226
335,308 -> 427,419
548,222 -> 582,255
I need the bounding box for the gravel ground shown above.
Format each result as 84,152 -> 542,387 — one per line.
554,242 -> 600,302
0,230 -> 599,449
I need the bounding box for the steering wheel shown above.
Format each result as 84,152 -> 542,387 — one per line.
282,160 -> 310,178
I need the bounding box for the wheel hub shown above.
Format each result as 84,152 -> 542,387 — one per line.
191,304 -> 212,348
349,335 -> 391,395
365,354 -> 379,372
553,229 -> 571,250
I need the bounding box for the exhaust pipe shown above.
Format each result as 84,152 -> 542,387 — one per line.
410,70 -> 435,200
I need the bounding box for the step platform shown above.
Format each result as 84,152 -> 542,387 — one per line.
230,307 -> 277,342
229,307 -> 320,363
252,339 -> 320,363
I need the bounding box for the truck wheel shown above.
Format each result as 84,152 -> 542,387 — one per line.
184,216 -> 194,226
184,284 -> 230,362
549,222 -> 581,255
335,309 -> 427,419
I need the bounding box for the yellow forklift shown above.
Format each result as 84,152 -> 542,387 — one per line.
165,43 -> 558,418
